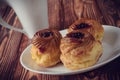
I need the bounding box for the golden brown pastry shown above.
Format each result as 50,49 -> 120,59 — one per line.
68,18 -> 104,41
60,30 -> 103,70
31,29 -> 62,67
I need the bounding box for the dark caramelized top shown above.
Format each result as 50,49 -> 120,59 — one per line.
32,29 -> 62,53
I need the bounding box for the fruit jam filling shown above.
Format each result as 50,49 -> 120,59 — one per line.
74,23 -> 90,29
41,31 -> 53,38
67,32 -> 84,39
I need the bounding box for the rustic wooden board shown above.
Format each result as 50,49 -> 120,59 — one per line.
0,0 -> 120,80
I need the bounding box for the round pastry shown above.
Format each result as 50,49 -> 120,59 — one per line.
60,30 -> 103,70
31,29 -> 62,67
68,18 -> 104,41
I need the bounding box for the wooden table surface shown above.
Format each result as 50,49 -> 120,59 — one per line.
0,0 -> 120,80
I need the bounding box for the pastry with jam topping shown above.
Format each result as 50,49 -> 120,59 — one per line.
68,18 -> 104,41
60,30 -> 103,70
31,29 -> 62,67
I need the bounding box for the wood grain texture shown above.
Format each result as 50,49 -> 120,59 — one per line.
0,0 -> 120,80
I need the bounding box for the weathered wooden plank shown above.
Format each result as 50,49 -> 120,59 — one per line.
0,6 -> 23,80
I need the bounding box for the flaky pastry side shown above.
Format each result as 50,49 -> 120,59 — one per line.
60,30 -> 103,70
31,29 -> 62,67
